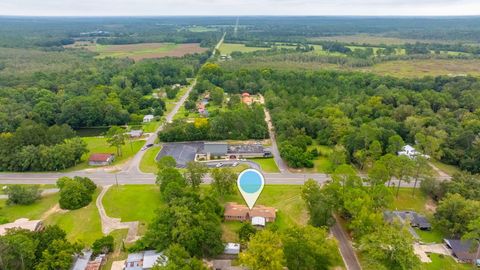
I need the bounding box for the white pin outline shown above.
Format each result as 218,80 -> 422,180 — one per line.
237,168 -> 265,210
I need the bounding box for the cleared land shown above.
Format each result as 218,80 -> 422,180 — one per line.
68,42 -> 207,61
360,59 -> 480,77
219,43 -> 270,54
309,34 -> 453,46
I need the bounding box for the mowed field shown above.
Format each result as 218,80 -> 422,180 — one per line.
308,34 -> 453,45
360,59 -> 480,77
67,42 -> 207,61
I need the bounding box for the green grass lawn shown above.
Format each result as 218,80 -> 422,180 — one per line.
101,229 -> 129,270
248,158 -> 280,173
421,254 -> 472,270
390,187 -> 432,215
94,43 -> 179,58
415,228 -> 444,244
430,160 -> 462,176
45,189 -> 102,246
102,185 -> 163,233
139,146 -> 161,173
306,144 -> 333,173
0,193 -> 59,222
142,120 -> 161,133
67,137 -> 145,171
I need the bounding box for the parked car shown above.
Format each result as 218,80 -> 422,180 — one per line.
141,143 -> 154,151
232,162 -> 239,167
216,163 -> 223,168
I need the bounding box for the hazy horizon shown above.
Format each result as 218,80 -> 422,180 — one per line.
1,0 -> 479,17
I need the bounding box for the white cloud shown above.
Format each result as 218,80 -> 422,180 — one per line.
0,0 -> 479,16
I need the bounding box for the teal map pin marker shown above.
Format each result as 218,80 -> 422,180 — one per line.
237,169 -> 265,209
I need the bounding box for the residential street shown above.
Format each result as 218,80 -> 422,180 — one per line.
331,215 -> 362,270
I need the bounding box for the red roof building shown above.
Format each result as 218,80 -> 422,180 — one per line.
88,153 -> 115,166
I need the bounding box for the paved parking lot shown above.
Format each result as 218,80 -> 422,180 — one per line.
156,142 -> 203,167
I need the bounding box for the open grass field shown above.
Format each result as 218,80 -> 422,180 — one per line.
68,42 -> 207,61
219,43 -> 270,54
45,189 -> 102,246
360,59 -> 480,78
187,26 -> 218,32
67,137 -> 145,171
0,193 -> 59,222
390,187 -> 433,215
142,120 -> 162,133
102,185 -> 163,233
139,145 -> 161,173
308,34 -> 453,46
247,158 -> 279,173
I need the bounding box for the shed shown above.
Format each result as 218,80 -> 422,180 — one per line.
143,115 -> 155,123
224,243 -> 241,255
72,250 -> 92,270
125,252 -> 144,270
128,130 -> 143,138
88,153 -> 115,166
143,250 -> 165,269
251,216 -> 266,227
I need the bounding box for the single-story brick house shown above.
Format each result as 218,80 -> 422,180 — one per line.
224,202 -> 276,225
88,153 -> 115,166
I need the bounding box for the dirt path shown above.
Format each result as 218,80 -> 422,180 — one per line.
429,162 -> 451,180
96,185 -> 139,243
40,203 -> 67,220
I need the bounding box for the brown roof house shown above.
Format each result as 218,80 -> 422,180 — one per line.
88,153 -> 115,166
224,202 -> 276,226
241,92 -> 253,105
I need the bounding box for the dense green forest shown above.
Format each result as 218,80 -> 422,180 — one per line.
193,64 -> 480,173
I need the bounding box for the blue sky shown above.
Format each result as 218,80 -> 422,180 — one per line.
0,0 -> 479,16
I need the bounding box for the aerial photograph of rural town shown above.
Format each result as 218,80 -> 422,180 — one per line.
0,0 -> 479,269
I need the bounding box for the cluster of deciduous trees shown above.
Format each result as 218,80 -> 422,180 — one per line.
57,176 -> 97,210
0,122 -> 87,172
133,157 -> 224,265
302,165 -> 420,269
239,226 -> 341,270
0,225 -> 81,270
158,104 -> 268,142
195,66 -> 480,173
421,172 -> 480,239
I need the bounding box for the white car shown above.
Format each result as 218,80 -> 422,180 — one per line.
232,162 -> 239,167
216,163 -> 223,168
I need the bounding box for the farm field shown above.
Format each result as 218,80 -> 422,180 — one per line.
308,34 -> 454,46
68,42 -> 207,61
359,59 -> 480,77
219,43 -> 270,54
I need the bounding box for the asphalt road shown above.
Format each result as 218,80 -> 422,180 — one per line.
331,215 -> 362,270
